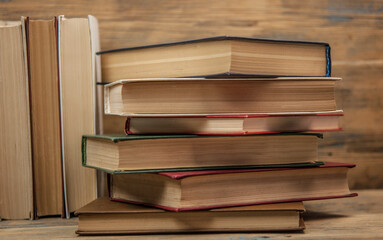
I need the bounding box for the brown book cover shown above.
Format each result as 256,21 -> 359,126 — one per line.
75,197 -> 305,235
25,16 -> 64,218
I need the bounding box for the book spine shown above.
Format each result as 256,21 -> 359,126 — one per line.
81,136 -> 87,166
326,45 -> 331,77
124,118 -> 132,135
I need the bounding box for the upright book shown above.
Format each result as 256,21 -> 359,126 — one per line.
25,17 -> 64,217
109,162 -> 357,211
104,77 -> 339,115
82,133 -> 321,173
99,36 -> 331,82
0,20 -> 33,219
76,198 -> 305,235
58,15 -> 99,215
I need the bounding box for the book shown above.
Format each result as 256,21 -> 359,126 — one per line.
58,15 -> 99,215
99,36 -> 331,82
25,17 -> 64,217
82,133 -> 322,173
0,20 -> 33,219
96,84 -> 126,134
125,111 -> 343,135
104,77 -> 339,115
109,162 -> 357,211
75,197 -> 305,234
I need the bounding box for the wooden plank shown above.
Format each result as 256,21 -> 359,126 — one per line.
0,0 -> 382,188
318,64 -> 383,188
0,190 -> 381,239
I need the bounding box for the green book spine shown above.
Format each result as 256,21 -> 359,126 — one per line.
82,134 -> 323,174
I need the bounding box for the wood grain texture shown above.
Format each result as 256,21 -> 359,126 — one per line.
0,0 -> 382,188
0,189 -> 382,239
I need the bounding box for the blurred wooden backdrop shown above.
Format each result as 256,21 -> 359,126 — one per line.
1,0 -> 382,189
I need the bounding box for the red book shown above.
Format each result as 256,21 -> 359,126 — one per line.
125,111 -> 343,135
109,162 -> 357,211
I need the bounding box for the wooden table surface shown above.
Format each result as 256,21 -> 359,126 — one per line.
0,189 -> 382,240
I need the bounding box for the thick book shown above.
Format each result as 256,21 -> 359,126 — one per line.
0,20 -> 33,220
109,162 -> 357,211
25,17 -> 64,218
98,36 -> 331,82
58,15 -> 98,216
82,133 -> 322,173
75,198 -> 305,235
125,111 -> 343,135
104,77 -> 339,115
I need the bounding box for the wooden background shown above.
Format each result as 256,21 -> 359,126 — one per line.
1,0 -> 382,189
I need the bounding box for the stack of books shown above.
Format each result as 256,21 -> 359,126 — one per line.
77,36 -> 357,234
0,14 -> 357,234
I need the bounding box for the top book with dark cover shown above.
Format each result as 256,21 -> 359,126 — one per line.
98,36 -> 331,82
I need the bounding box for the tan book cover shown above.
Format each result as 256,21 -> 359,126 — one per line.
58,15 -> 99,216
0,20 -> 33,219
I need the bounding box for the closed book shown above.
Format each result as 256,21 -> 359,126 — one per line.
25,17 -> 64,218
58,15 -> 99,215
125,111 -> 343,135
104,77 -> 339,115
99,36 -> 331,82
75,197 -> 305,235
0,19 -> 33,220
109,162 -> 357,211
82,133 -> 322,173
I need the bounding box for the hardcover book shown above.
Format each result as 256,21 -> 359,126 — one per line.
25,16 -> 64,217
104,77 -> 339,115
82,133 -> 322,173
124,111 -> 343,135
58,15 -> 99,216
99,36 -> 331,82
0,19 -> 33,220
75,198 -> 305,235
109,162 -> 357,211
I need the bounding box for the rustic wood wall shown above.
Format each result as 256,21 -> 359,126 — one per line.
1,0 -> 382,189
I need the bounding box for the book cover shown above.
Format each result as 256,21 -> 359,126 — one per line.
82,133 -> 323,174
